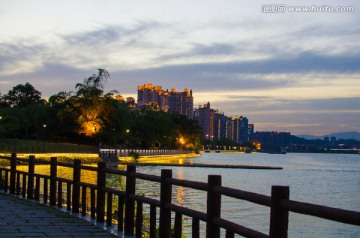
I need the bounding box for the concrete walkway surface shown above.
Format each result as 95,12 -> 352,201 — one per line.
0,192 -> 116,237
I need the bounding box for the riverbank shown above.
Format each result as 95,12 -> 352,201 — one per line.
117,152 -> 199,163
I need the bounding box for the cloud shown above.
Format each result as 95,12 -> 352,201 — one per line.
63,21 -> 162,47
105,51 -> 360,95
158,43 -> 239,61
0,40 -> 47,76
65,27 -> 121,46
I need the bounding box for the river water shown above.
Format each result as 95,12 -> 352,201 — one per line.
25,152 -> 360,237
127,152 -> 360,238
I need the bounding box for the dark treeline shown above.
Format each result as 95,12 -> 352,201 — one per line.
0,69 -> 202,150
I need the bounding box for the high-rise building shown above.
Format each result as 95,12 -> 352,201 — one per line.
137,84 -> 193,118
248,124 -> 255,141
168,88 -> 193,119
229,116 -> 249,144
137,84 -> 169,111
214,111 -> 229,141
195,102 -> 215,140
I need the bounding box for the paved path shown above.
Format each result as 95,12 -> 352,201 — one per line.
0,193 -> 116,237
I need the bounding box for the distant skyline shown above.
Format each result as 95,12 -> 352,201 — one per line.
1,0 -> 359,135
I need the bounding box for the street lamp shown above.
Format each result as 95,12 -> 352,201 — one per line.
43,124 -> 47,139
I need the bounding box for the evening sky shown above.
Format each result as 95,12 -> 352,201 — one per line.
0,0 -> 359,135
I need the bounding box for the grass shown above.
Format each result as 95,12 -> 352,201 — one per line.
0,138 -> 98,154
0,138 -> 101,164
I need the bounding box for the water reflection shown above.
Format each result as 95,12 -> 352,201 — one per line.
176,168 -> 185,204
11,153 -> 360,238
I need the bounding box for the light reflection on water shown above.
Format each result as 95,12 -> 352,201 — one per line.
130,153 -> 360,238
16,153 -> 360,237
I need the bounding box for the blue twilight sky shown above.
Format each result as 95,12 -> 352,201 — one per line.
0,0 -> 359,135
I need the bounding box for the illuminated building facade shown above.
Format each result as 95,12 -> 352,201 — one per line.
168,88 -> 194,118
196,107 -> 251,144
214,111 -> 229,141
137,84 -> 193,118
195,102 -> 215,140
229,116 -> 249,144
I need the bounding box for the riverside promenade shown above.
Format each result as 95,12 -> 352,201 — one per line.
0,193 -> 116,238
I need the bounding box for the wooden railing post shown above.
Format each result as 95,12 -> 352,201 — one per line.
135,201 -> 143,238
192,218 -> 200,238
149,205 -> 157,238
159,169 -> 172,238
269,186 -> 290,238
124,165 -> 136,237
50,157 -> 57,206
35,176 -> 40,200
206,175 -> 222,238
81,186 -> 87,216
4,171 -> 8,192
107,192 -> 113,226
72,159 -> 81,213
27,155 -> 35,199
117,196 -> 125,232
58,181 -> 63,207
22,174 -> 26,197
174,212 -> 183,238
9,152 -> 17,194
43,178 -> 48,203
91,188 -> 96,219
96,161 -> 107,223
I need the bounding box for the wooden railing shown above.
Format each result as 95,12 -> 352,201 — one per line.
0,153 -> 359,238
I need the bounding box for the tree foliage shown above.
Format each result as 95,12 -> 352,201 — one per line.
2,82 -> 43,108
0,69 -> 201,149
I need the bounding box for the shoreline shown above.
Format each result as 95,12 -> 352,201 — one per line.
117,161 -> 283,170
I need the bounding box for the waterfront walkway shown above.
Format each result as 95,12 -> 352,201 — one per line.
0,193 -> 116,238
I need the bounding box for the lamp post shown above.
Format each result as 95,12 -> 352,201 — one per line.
125,129 -> 130,148
43,124 -> 47,136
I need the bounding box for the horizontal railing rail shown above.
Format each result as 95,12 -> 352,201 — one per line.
0,153 -> 359,238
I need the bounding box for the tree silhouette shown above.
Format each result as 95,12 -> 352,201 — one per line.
2,82 -> 42,108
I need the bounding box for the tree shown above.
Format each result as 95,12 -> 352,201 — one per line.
0,93 -> 7,108
47,91 -> 79,139
170,114 -> 202,149
2,82 -> 42,108
0,108 -> 21,138
75,68 -> 110,100
72,69 -> 120,137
